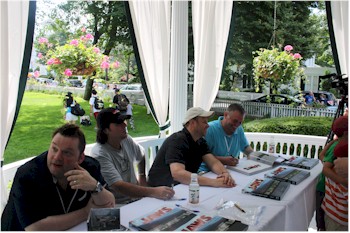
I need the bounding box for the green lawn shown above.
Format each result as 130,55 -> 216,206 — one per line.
4,91 -> 159,164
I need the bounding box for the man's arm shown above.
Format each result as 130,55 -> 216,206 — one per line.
170,161 -> 235,187
109,180 -> 174,200
202,154 -> 236,187
136,156 -> 148,186
25,199 -> 94,231
318,140 -> 336,161
334,157 -> 348,178
323,161 -> 348,186
243,146 -> 254,157
65,164 -> 115,207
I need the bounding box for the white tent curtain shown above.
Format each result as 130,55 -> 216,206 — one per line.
191,1 -> 233,110
128,1 -> 171,137
0,0 -> 31,210
331,1 -> 349,76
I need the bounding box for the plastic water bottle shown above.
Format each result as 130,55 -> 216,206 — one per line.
189,173 -> 199,204
268,136 -> 276,154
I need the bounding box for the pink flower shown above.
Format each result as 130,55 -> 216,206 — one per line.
38,53 -> 43,59
93,47 -> 100,53
80,35 -> 86,41
85,33 -> 94,40
34,71 -> 40,78
47,58 -> 55,65
64,69 -> 73,77
70,39 -> 79,46
293,53 -> 302,59
101,61 -> 110,69
81,27 -> 86,33
112,61 -> 120,68
53,58 -> 62,64
47,58 -> 62,65
38,37 -> 48,44
284,45 -> 293,51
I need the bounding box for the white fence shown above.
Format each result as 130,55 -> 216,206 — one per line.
211,99 -> 336,118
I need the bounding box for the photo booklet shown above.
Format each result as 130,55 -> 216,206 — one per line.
264,166 -> 311,185
227,151 -> 281,175
129,206 -> 249,231
242,177 -> 290,201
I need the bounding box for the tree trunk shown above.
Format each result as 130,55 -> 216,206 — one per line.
84,77 -> 94,100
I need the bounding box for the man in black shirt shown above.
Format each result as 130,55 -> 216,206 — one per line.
148,107 -> 236,188
1,124 -> 115,231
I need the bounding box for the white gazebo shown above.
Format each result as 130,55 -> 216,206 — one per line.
1,0 -> 348,214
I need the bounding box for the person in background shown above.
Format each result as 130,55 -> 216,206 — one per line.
148,107 -> 236,188
1,124 -> 115,231
315,116 -> 348,231
305,91 -> 316,106
64,92 -> 78,124
113,88 -> 135,130
321,115 -> 348,231
89,89 -> 101,119
198,103 -> 254,173
91,108 -> 174,204
317,94 -> 328,106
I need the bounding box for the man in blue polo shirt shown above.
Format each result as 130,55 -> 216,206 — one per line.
198,103 -> 254,173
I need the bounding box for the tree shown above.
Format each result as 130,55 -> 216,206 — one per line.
311,2 -> 334,67
223,1 -> 319,91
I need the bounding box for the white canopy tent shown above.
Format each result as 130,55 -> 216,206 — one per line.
128,0 -> 233,134
0,0 -> 348,213
1,1 -> 36,211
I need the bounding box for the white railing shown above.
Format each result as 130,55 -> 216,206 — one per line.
211,99 -> 336,118
2,133 -> 326,202
245,132 -> 326,159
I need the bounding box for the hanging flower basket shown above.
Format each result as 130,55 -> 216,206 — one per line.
43,34 -> 104,77
72,63 -> 96,76
252,45 -> 304,93
36,30 -> 120,79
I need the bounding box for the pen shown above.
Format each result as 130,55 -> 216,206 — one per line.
234,203 -> 246,213
166,198 -> 186,201
231,155 -> 239,164
175,204 -> 200,213
171,183 -> 174,189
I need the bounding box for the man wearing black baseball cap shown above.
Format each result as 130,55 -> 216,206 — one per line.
90,108 -> 174,204
148,107 -> 236,188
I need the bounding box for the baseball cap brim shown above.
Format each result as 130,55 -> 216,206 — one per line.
182,107 -> 214,125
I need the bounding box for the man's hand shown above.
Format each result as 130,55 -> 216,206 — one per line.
151,186 -> 175,200
65,164 -> 97,192
223,157 -> 239,166
216,172 -> 236,187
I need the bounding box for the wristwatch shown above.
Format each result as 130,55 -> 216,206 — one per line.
91,181 -> 103,194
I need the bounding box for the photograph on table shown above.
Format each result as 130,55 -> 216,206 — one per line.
264,166 -> 310,185
242,178 -> 290,200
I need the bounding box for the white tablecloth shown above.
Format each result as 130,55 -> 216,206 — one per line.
69,160 -> 322,231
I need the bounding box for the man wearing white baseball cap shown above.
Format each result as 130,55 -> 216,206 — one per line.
148,107 -> 236,188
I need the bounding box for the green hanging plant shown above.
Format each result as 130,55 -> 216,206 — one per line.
253,45 -> 305,94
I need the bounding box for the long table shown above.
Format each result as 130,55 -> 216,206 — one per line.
70,160 -> 322,231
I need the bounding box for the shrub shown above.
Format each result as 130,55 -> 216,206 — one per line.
243,116 -> 333,137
